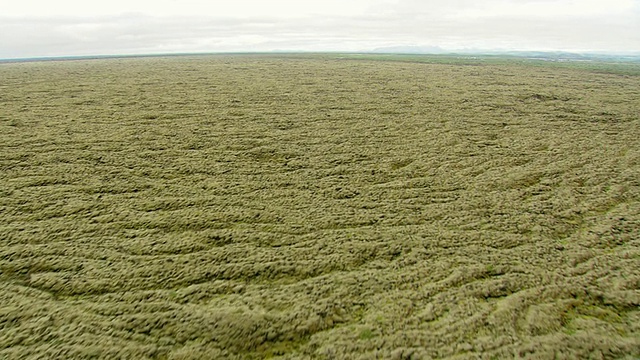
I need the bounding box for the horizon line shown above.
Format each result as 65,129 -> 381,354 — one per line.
2,49 -> 640,64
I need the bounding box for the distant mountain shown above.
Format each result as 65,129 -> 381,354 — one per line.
371,45 -> 446,54
367,46 -> 640,62
469,50 -> 640,62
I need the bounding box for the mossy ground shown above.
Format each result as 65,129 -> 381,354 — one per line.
1,55 -> 639,359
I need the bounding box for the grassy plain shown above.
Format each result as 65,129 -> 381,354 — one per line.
1,54 -> 639,359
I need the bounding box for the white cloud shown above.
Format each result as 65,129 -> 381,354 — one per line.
1,0 -> 638,58
2,0 -> 378,18
452,0 -> 636,19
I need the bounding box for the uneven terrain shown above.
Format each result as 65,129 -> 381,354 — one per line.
1,55 -> 639,359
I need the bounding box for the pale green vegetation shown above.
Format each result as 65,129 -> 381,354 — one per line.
1,54 -> 639,359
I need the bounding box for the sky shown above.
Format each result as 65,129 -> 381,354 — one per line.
1,0 -> 639,59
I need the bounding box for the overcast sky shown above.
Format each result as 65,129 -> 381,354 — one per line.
1,0 -> 639,58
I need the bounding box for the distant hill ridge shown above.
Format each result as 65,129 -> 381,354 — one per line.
370,46 -> 640,62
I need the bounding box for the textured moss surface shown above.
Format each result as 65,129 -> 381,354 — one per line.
1,55 -> 639,359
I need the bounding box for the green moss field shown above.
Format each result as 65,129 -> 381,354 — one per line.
1,54 -> 639,359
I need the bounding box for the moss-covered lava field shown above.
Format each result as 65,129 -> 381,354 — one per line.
1,54 -> 639,359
